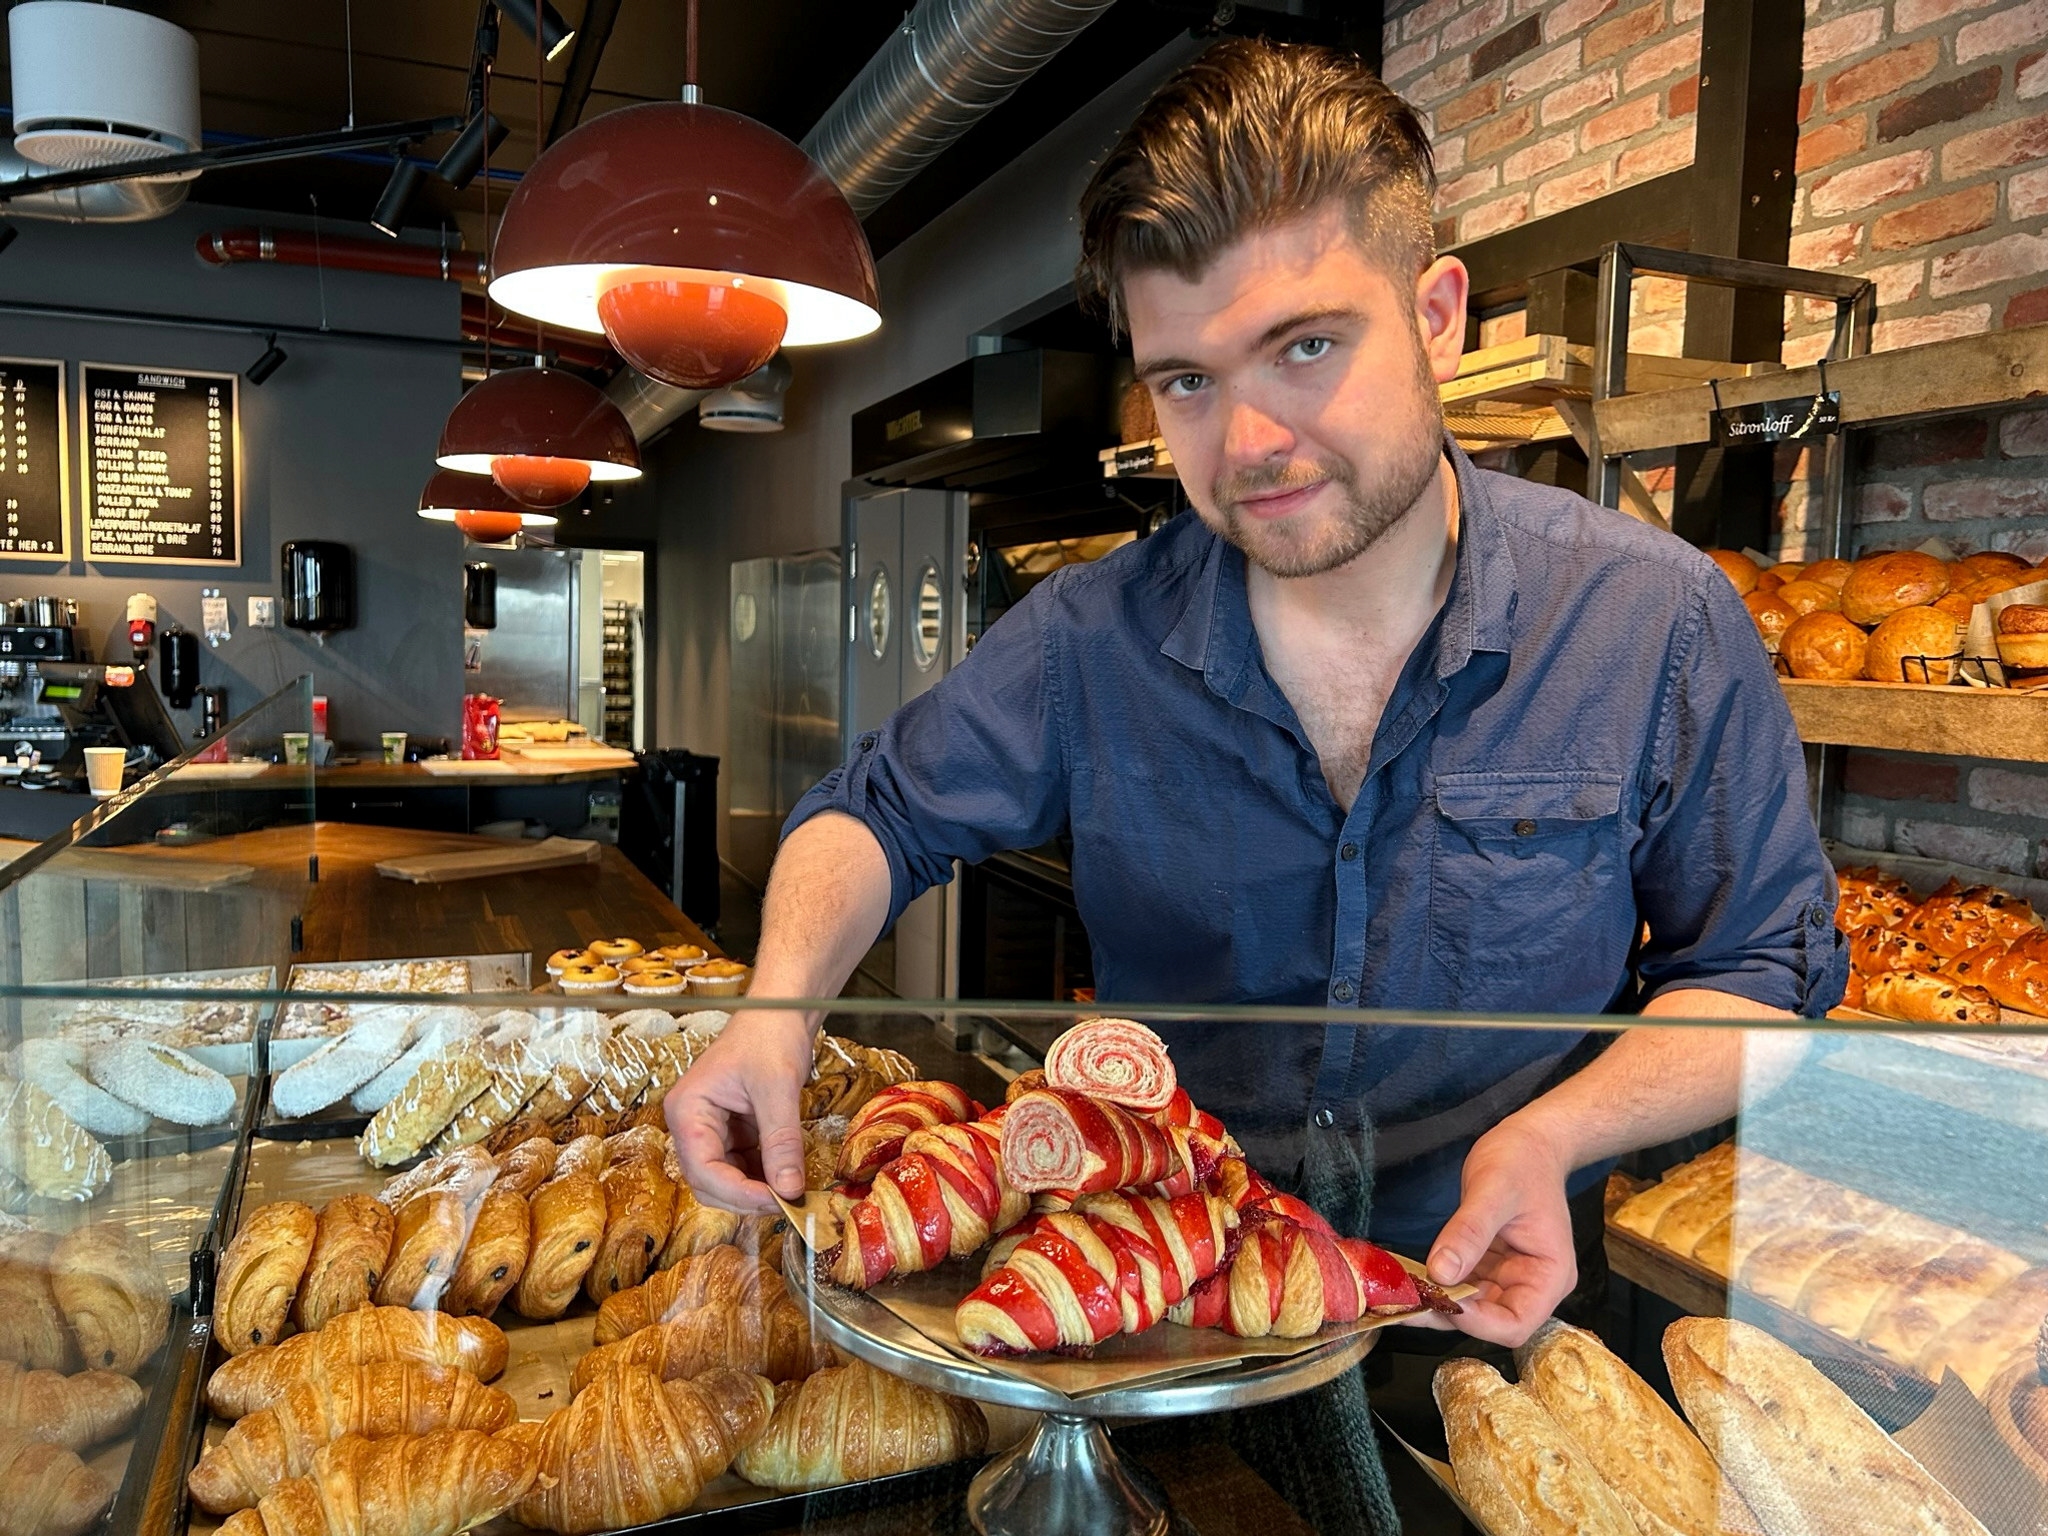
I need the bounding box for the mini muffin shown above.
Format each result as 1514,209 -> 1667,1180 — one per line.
586,938 -> 644,962
684,960 -> 752,998
545,948 -> 592,978
618,955 -> 672,976
558,961 -> 622,995
655,944 -> 709,967
621,968 -> 688,998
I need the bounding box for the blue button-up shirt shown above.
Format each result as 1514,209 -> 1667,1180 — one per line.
789,443 -> 1847,1249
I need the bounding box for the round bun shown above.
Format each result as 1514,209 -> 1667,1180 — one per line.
1773,562 -> 1807,585
1754,568 -> 1785,594
1865,605 -> 1962,684
1963,570 -> 2038,603
1782,611 -> 1870,680
1932,592 -> 1977,623
1996,604 -> 2048,672
1955,551 -> 2033,584
1802,558 -> 1853,591
1999,603 -> 2048,635
1842,551 -> 1950,626
1775,579 -> 1842,617
1744,591 -> 1797,652
1706,549 -> 1761,596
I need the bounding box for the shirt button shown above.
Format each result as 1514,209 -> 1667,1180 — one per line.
859,733 -> 877,752
1340,843 -> 1358,861
1332,980 -> 1355,1002
1313,1108 -> 1335,1130
1514,819 -> 1537,836
1809,905 -> 1828,928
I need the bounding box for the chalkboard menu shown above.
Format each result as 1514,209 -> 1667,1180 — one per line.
0,357 -> 69,560
83,363 -> 240,565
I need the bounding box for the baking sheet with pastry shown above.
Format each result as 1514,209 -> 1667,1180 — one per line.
189,1136 -> 1028,1535
778,1189 -> 1467,1403
266,953 -> 532,1078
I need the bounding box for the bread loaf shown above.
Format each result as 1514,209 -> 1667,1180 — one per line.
1917,1266 -> 2048,1393
1780,612 -> 1868,681
1858,1238 -> 2027,1368
1841,551 -> 1950,627
1665,1317 -> 1989,1536
1433,1357 -> 1637,1535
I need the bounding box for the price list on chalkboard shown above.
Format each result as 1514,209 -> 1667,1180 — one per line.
0,358 -> 69,560
83,363 -> 240,565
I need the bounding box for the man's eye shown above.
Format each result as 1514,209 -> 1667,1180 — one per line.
1286,336 -> 1333,362
1160,373 -> 1208,400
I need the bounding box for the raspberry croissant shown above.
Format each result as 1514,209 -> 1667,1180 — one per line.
502,1366 -> 774,1534
1166,1215 -> 1444,1337
186,1362 -> 517,1514
734,1357 -> 987,1490
834,1082 -> 983,1184
825,1114 -> 1030,1290
955,1191 -> 1236,1356
214,1427 -> 538,1536
999,1088 -> 1222,1199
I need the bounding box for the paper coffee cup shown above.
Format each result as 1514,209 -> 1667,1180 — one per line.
282,732 -> 311,765
84,746 -> 125,797
382,732 -> 407,765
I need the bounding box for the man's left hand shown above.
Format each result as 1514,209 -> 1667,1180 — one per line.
1420,1116 -> 1578,1347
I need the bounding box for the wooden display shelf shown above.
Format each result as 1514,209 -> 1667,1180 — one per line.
1782,678 -> 2048,764
1594,319 -> 2048,457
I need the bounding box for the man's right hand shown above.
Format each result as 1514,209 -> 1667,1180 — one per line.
665,1010 -> 816,1213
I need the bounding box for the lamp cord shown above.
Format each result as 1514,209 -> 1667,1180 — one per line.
481,59 -> 493,374
535,20 -> 545,361
687,0 -> 698,91
343,0 -> 356,129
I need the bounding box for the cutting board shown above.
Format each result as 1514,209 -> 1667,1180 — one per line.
373,834 -> 601,884
499,742 -> 637,766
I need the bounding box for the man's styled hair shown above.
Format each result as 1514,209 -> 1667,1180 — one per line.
1076,38 -> 1437,334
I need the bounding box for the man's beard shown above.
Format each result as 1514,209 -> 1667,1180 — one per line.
1207,356 -> 1445,580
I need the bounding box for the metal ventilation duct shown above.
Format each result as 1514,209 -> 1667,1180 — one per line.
801,0 -> 1120,219
620,0 -> 1118,443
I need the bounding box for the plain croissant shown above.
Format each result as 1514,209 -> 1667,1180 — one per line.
592,1245 -> 778,1347
569,1247 -> 822,1395
186,1361 -> 519,1513
214,1428 -> 538,1536
501,1366 -> 773,1535
734,1357 -> 987,1490
0,1427 -> 114,1536
0,1361 -> 143,1453
205,1307 -> 508,1420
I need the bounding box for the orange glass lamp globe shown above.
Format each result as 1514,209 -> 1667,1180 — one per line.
594,272 -> 788,389
490,453 -> 590,507
417,469 -> 559,545
452,508 -> 527,543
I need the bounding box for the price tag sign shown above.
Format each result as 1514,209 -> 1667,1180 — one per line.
1711,389 -> 1842,447
0,358 -> 70,560
83,363 -> 241,565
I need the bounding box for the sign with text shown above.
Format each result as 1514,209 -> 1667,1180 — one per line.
0,357 -> 69,560
1710,389 -> 1842,447
83,363 -> 240,565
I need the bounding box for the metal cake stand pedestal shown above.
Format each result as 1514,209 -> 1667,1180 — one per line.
786,1244 -> 1375,1536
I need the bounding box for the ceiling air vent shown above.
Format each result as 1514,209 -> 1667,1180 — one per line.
8,2 -> 201,175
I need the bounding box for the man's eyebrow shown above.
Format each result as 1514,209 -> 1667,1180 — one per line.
1133,306 -> 1368,382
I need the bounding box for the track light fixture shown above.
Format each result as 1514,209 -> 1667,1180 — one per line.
246,335 -> 287,386
498,0 -> 575,61
370,153 -> 422,238
434,110 -> 509,193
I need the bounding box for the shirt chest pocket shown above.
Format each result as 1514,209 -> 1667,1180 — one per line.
1428,771 -> 1631,986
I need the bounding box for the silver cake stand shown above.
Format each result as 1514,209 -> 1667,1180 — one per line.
785,1242 -> 1376,1536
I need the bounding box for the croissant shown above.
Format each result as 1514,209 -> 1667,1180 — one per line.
375,1191 -> 468,1312
585,1160 -> 678,1303
442,1186 -> 529,1318
0,1362 -> 142,1452
593,1246 -> 769,1346
217,1202 -> 318,1354
503,1366 -> 773,1534
214,1428 -> 538,1536
49,1223 -> 171,1375
293,1196 -> 395,1337
187,1362 -> 519,1514
0,1427 -> 113,1536
734,1356 -> 987,1490
826,1114 -> 1030,1289
1000,1088 -> 1220,1199
956,1192 -> 1235,1355
494,1136 -> 559,1197
0,1234 -> 75,1374
662,1182 -> 774,1268
205,1307 -> 508,1420
571,1246 -> 823,1394
510,1170 -> 605,1320
834,1082 -> 982,1184
1167,1215 -> 1447,1338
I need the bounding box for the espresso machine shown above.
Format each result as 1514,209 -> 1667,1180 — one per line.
0,595 -> 86,771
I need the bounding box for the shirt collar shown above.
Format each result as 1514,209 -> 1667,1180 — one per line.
1160,436 -> 1518,692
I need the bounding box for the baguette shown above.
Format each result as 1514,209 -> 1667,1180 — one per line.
1917,1266 -> 2048,1394
1793,1209 -> 1962,1341
1858,1237 -> 2027,1368
1433,1357 -> 1637,1535
1664,1317 -> 1989,1536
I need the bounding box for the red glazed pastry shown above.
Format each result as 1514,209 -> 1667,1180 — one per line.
1042,1018 -> 1177,1112
825,1112 -> 1029,1290
999,1088 -> 1218,1197
834,1082 -> 983,1185
1166,1214 -> 1451,1337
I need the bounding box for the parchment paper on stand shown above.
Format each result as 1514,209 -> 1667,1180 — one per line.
777,1189 -> 1474,1403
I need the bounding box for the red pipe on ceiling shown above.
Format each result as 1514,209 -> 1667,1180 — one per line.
196,226 -> 487,282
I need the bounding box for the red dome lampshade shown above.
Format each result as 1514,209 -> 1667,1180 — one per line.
418,468 -> 560,545
487,102 -> 878,390
436,366 -> 641,509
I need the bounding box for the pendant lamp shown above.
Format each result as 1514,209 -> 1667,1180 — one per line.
487,101 -> 878,389
436,365 -> 641,508
418,467 -> 560,544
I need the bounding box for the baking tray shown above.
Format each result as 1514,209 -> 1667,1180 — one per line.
181,1135 -> 1025,1536
268,951 -> 532,1073
21,963 -> 276,1077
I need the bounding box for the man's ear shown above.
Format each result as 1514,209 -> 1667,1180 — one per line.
1415,256 -> 1470,384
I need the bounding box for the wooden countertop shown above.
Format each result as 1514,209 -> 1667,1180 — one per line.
171,760 -> 635,788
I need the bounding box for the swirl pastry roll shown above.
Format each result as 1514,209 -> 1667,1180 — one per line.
999,1088 -> 1218,1198
1043,1018 -> 1177,1110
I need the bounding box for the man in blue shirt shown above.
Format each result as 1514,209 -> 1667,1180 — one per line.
670,39 -> 1845,1351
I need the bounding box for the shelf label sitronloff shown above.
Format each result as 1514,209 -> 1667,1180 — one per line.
83,363 -> 241,566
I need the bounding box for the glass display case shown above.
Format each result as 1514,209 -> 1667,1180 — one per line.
0,679 -> 313,1534
3,944 -> 2040,1535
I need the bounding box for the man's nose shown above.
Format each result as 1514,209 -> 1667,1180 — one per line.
1223,394 -> 1295,465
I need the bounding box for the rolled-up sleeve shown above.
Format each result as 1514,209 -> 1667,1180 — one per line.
1631,577 -> 1848,1017
783,578 -> 1071,936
